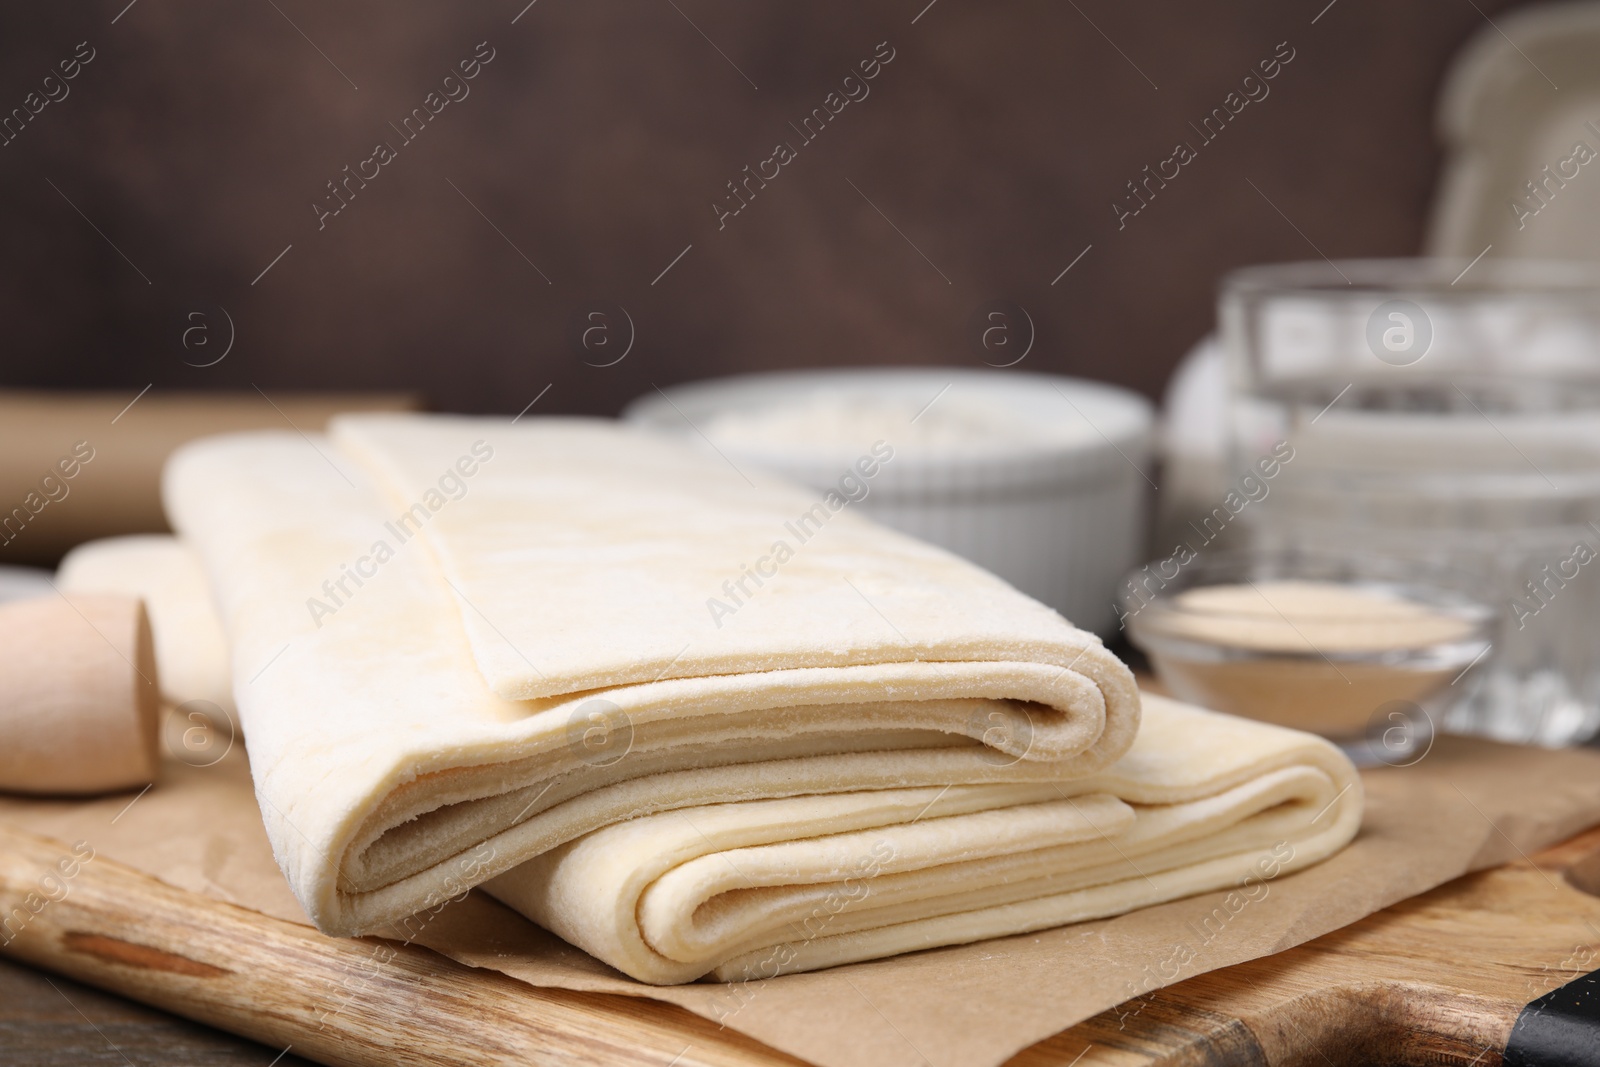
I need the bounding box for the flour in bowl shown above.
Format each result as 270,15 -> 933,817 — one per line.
702,391 -> 1095,452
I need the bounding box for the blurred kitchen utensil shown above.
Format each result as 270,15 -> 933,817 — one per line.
0,594 -> 159,795
1429,1 -> 1600,264
1153,334 -> 1236,556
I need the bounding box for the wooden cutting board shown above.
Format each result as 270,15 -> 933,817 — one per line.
3,819 -> 1599,1067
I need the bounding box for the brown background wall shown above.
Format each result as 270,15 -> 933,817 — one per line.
0,0 -> 1534,415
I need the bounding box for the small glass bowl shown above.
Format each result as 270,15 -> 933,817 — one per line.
1119,549 -> 1497,765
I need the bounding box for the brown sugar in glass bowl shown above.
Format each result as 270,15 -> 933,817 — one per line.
1120,552 -> 1496,765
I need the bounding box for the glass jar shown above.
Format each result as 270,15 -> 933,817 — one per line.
1221,258 -> 1600,746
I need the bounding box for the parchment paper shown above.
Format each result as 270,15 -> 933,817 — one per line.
3,727 -> 1599,1067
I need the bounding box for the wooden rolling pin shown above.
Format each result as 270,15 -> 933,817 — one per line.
0,389 -> 420,566
0,594 -> 159,794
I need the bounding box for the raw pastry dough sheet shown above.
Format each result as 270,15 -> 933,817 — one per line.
160,416 -> 1141,940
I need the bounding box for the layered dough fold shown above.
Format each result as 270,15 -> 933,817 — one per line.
158,415 -> 1146,944
491,696 -> 1360,983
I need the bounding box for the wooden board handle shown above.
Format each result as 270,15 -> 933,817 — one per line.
0,824 -> 801,1067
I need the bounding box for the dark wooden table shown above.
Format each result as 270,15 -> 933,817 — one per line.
0,955 -> 316,1067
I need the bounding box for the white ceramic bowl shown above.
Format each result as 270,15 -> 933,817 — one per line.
623,368 -> 1153,636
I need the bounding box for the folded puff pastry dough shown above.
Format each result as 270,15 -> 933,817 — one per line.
160,415 -> 1149,946
62,526 -> 1365,982
59,527 -> 1367,983
491,695 -> 1361,982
